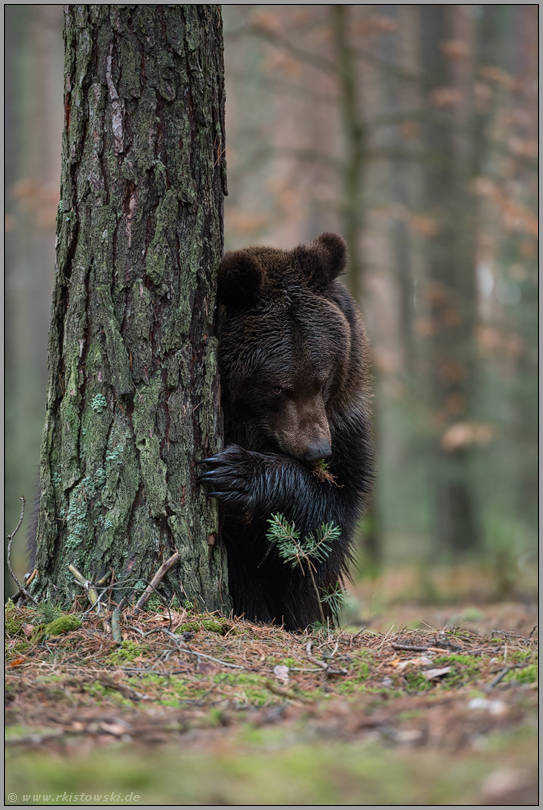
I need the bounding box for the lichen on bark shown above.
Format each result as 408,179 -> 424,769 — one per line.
33,5 -> 229,612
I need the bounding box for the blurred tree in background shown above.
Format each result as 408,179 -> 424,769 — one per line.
5,6 -> 64,595
6,5 -> 537,604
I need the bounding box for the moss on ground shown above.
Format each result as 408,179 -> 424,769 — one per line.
4,601 -> 24,636
106,641 -> 147,665
176,619 -> 229,636
503,664 -> 538,685
44,615 -> 82,636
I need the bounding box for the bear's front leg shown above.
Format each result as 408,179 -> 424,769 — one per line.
199,444 -> 343,534
198,445 -> 277,516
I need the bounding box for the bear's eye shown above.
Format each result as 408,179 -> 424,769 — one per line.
272,385 -> 283,396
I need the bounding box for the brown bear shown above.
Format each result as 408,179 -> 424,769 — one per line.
199,233 -> 373,630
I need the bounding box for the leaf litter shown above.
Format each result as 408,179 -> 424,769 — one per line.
5,601 -> 537,759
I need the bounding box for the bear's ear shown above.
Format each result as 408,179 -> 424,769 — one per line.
311,232 -> 348,282
217,250 -> 266,310
293,232 -> 348,290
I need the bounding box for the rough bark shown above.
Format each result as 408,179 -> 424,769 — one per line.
33,4 -> 230,611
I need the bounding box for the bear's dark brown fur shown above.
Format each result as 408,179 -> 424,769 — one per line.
199,233 -> 373,630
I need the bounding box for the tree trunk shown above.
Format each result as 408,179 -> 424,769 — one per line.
330,4 -> 365,304
33,4 -> 230,612
331,5 -> 381,569
420,5 -> 482,555
5,6 -> 63,593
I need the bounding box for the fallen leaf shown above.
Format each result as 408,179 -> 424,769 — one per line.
395,656 -> 434,672
422,666 -> 451,681
197,662 -> 216,675
273,665 -> 289,684
99,722 -> 129,736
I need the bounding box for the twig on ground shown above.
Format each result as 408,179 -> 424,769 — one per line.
491,629 -> 525,640
330,636 -> 341,658
306,641 -> 347,675
68,564 -> 102,614
176,644 -> 245,670
143,626 -> 180,641
350,627 -> 378,646
6,497 -> 37,604
264,680 -> 314,703
141,627 -> 245,670
391,642 -> 431,652
133,551 -> 180,614
390,643 -> 455,654
111,607 -> 123,642
288,666 -> 322,673
11,568 -> 39,604
95,570 -> 114,586
489,666 -> 510,688
195,674 -> 231,705
378,624 -> 395,650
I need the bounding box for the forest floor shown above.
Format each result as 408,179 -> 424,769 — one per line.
5,588 -> 538,806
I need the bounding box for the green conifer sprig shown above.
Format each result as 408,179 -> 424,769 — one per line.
266,513 -> 344,626
319,583 -> 347,616
266,513 -> 341,571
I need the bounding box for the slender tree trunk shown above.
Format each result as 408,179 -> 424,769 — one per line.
330,5 -> 381,569
33,5 -> 230,611
420,5 -> 481,555
330,4 -> 365,303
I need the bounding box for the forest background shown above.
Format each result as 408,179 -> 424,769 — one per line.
5,5 -> 538,617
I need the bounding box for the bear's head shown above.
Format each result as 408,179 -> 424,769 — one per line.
217,233 -> 363,464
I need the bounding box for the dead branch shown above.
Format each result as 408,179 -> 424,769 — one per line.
111,607 -> 122,642
390,643 -> 456,654
11,568 -> 39,604
95,569 -> 114,586
68,563 -> 102,614
24,568 -> 38,587
135,624 -> 246,671
378,624 -> 395,650
264,680 -> 314,703
391,643 -> 432,652
306,641 -> 347,676
174,642 -> 245,671
491,629 -> 526,640
489,666 -> 511,688
133,550 -> 180,614
6,497 -> 37,604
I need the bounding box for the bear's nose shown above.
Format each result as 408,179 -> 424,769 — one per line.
302,441 -> 332,463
